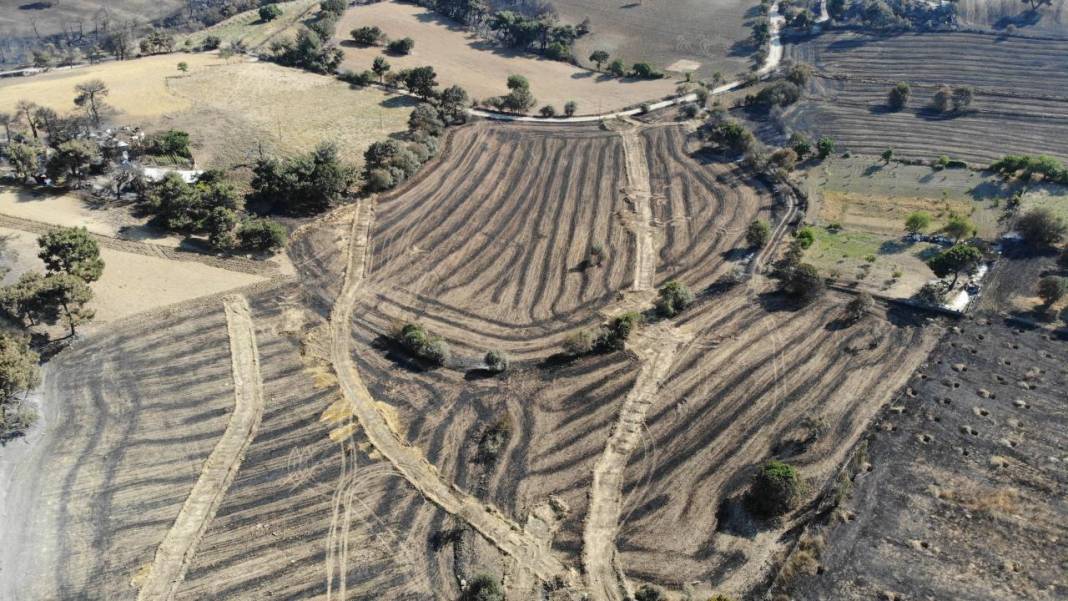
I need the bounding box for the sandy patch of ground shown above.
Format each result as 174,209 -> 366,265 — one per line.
0,53 -> 228,122
0,226 -> 265,323
334,1 -> 676,114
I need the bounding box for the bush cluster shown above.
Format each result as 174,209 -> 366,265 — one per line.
398,322 -> 450,365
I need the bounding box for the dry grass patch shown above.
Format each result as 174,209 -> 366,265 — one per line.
0,53 -> 226,121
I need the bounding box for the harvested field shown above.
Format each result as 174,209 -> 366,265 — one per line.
334,1 -> 676,114
547,0 -> 756,79
0,296 -> 253,600
784,315 -> 1068,601
612,287 -> 941,597
0,56 -> 414,168
781,32 -> 1068,163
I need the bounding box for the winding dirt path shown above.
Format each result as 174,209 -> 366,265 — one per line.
328,201 -> 571,585
582,323 -> 692,601
136,295 -> 266,601
619,122 -> 657,292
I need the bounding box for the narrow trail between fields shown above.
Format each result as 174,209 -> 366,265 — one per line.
327,201 -> 572,585
136,295 -> 266,601
618,121 -> 657,292
583,323 -> 692,601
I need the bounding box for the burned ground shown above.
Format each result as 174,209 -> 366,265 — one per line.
782,315 -> 1067,601
780,31 -> 1068,163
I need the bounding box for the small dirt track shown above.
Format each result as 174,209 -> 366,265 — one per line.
329,201 -> 571,585
136,295 -> 267,601
583,323 -> 691,601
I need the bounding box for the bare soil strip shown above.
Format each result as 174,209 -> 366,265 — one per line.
619,122 -> 656,291
329,201 -> 571,584
136,295 -> 267,601
583,323 -> 692,601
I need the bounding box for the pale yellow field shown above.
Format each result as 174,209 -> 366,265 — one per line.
0,54 -> 228,122
335,1 -> 678,114
180,0 -> 319,50
0,55 -> 414,168
0,226 -> 264,323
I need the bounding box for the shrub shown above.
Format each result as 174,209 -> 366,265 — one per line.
748,460 -> 802,517
203,35 -> 222,50
655,280 -> 694,317
236,218 -> 287,252
387,37 -> 415,55
320,0 -> 347,14
794,226 -> 815,249
145,129 -> 192,159
634,585 -> 666,601
816,136 -> 835,159
350,26 -> 384,46
259,4 -> 283,21
477,417 -> 512,463
1016,208 -> 1066,248
588,242 -> 605,267
338,69 -> 373,86
752,81 -> 801,109
484,350 -> 509,373
539,105 -> 556,118
398,322 -> 449,365
630,62 -> 663,79
564,100 -> 578,117
602,312 -> 641,350
1037,276 -> 1066,307
462,573 -> 503,601
887,81 -> 910,110
780,263 -> 823,301
915,281 -> 948,306
747,219 -> 771,248
366,168 -> 394,191
562,329 -> 597,355
845,291 -> 873,323
904,211 -> 930,234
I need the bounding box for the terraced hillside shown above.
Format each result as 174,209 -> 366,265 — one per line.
363,122 -> 771,359
782,32 -> 1068,162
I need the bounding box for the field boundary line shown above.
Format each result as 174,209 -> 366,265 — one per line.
136,294 -> 267,601
328,200 -> 573,585
618,124 -> 656,292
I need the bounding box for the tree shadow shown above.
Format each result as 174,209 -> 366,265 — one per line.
371,334 -> 439,373
464,368 -> 498,381
878,239 -> 909,254
863,163 -> 885,176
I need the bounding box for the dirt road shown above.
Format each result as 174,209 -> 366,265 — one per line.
328,201 -> 572,585
136,295 -> 267,601
583,322 -> 691,601
619,121 -> 657,291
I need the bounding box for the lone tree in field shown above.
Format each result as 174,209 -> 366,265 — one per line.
38,227 -> 104,283
1016,208 -> 1066,248
462,574 -> 503,601
351,26 -> 384,46
589,50 -> 609,71
887,81 -> 910,110
74,79 -> 109,126
1037,276 -> 1066,308
387,37 -> 415,55
943,215 -> 975,242
398,322 -> 449,365
845,291 -> 874,323
934,85 -> 974,114
904,211 -> 931,235
747,219 -> 771,248
564,100 -> 578,117
602,312 -> 642,351
1022,0 -> 1053,11
656,280 -> 694,317
881,148 -> 894,164
927,243 -> 982,287
608,59 -> 626,77
748,460 -> 803,517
